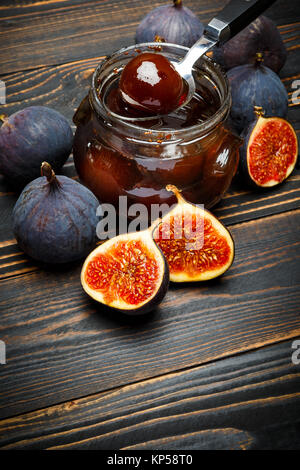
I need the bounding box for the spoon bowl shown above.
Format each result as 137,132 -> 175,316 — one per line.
172,35 -> 217,110
171,0 -> 278,111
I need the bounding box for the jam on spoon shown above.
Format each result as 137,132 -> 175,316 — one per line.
119,52 -> 184,115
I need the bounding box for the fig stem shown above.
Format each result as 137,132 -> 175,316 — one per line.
254,106 -> 265,117
154,35 -> 165,43
255,52 -> 264,64
149,184 -> 183,235
41,161 -> 58,185
166,184 -> 186,204
0,114 -> 8,123
173,0 -> 182,7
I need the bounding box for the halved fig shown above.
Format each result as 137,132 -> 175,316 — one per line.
240,107 -> 298,187
153,185 -> 234,282
81,228 -> 169,315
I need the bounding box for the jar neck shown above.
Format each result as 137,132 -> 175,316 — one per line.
89,43 -> 231,145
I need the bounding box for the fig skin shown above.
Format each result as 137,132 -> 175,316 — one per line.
227,56 -> 288,133
239,109 -> 298,188
0,106 -> 73,187
12,163 -> 100,264
81,230 -> 169,315
136,0 -> 204,48
213,16 -> 287,73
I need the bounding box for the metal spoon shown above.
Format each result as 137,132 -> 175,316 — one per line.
174,0 -> 276,109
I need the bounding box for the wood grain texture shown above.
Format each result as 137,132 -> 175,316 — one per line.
0,1 -> 249,73
0,0 -> 298,74
0,210 -> 299,419
0,340 -> 299,450
0,0 -> 218,74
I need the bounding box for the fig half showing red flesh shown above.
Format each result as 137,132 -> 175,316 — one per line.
153,185 -> 234,282
240,107 -> 298,187
81,229 -> 169,315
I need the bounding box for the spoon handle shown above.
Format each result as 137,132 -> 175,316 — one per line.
206,0 -> 277,43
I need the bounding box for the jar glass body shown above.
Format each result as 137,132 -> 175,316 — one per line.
73,43 -> 241,211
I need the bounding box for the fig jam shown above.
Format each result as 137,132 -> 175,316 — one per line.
73,45 -> 241,212
105,72 -> 218,128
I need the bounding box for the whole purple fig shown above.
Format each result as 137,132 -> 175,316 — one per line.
136,0 -> 204,48
0,106 -> 73,187
213,16 -> 287,73
12,162 -> 100,264
227,53 -> 288,133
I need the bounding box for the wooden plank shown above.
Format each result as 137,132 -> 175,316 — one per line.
0,0 -> 298,74
0,339 -> 299,449
0,210 -> 299,419
0,0 -> 221,74
0,56 -> 100,126
214,171 -> 300,224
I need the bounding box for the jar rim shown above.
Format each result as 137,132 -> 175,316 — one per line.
90,42 -> 231,139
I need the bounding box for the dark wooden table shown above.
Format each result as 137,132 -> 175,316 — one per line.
0,0 -> 299,450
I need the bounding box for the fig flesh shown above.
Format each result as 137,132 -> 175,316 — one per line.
153,186 -> 234,282
240,107 -> 298,187
0,106 -> 73,187
227,53 -> 288,133
213,16 -> 287,73
12,162 -> 100,264
136,0 -> 204,48
81,227 -> 169,315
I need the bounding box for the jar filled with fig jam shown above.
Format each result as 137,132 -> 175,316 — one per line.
73,43 -> 241,212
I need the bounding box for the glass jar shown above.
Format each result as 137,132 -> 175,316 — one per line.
73,43 -> 241,212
